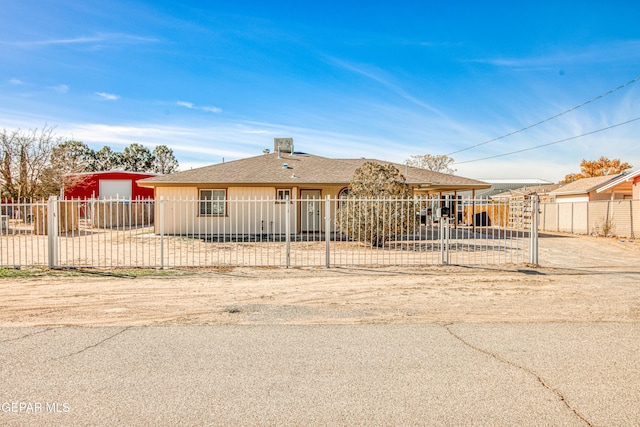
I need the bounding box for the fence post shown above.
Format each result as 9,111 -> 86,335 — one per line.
529,196 -> 539,265
285,195 -> 291,268
440,216 -> 449,265
159,196 -> 165,269
445,216 -> 450,264
325,195 -> 331,268
47,196 -> 59,268
570,202 -> 574,234
630,200 -> 635,239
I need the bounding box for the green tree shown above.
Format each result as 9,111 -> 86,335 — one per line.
50,140 -> 92,172
151,145 -> 179,174
405,154 -> 456,174
121,143 -> 152,172
89,146 -> 122,171
336,162 -> 415,247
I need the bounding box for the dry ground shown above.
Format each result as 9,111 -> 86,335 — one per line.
1,233 -> 639,326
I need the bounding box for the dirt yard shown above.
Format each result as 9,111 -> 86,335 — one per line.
1,233 -> 639,326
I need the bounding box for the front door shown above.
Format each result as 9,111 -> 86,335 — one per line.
300,190 -> 321,232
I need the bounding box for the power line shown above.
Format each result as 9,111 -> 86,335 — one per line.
454,117 -> 640,164
445,75 -> 640,156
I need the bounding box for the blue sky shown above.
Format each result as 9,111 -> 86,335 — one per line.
1,0 -> 639,182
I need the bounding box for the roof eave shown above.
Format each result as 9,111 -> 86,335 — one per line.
596,172 -> 640,193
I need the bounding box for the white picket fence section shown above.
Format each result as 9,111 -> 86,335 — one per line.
0,196 -> 538,269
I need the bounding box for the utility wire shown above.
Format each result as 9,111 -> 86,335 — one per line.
454,116 -> 640,164
445,75 -> 640,156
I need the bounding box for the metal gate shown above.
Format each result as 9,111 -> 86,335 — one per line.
0,196 -> 538,269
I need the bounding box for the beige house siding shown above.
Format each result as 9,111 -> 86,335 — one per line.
590,191 -> 625,201
555,195 -> 589,203
555,191 -> 623,203
154,185 -> 349,235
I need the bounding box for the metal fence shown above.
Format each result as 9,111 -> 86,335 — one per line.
1,196 -> 538,269
540,199 -> 640,238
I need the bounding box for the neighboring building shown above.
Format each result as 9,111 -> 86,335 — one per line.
469,178 -> 553,199
595,169 -> 640,200
548,174 -> 625,203
491,184 -> 561,203
138,138 -> 490,234
64,171 -> 157,200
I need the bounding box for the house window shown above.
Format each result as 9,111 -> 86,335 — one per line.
277,189 -> 291,201
200,189 -> 226,215
338,187 -> 349,207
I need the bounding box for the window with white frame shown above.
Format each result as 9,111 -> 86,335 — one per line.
338,187 -> 349,206
276,189 -> 291,201
199,189 -> 226,215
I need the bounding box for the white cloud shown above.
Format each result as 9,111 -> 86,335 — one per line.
50,84 -> 69,94
96,92 -> 120,100
202,106 -> 222,113
177,102 -> 222,113
468,40 -> 640,69
9,78 -> 23,85
3,33 -> 159,48
324,56 -> 445,117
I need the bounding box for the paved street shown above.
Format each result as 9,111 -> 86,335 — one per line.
1,323 -> 638,426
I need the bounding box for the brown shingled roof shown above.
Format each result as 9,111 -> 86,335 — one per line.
138,152 -> 489,192
550,174 -> 623,195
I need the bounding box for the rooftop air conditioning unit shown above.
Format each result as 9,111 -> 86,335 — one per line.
274,138 -> 294,153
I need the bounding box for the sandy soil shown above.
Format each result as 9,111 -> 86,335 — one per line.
1,233 -> 639,326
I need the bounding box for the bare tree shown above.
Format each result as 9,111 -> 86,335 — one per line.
39,140 -> 94,195
0,126 -> 61,199
405,154 -> 456,174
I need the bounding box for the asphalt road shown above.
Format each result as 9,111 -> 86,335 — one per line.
1,323 -> 639,426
